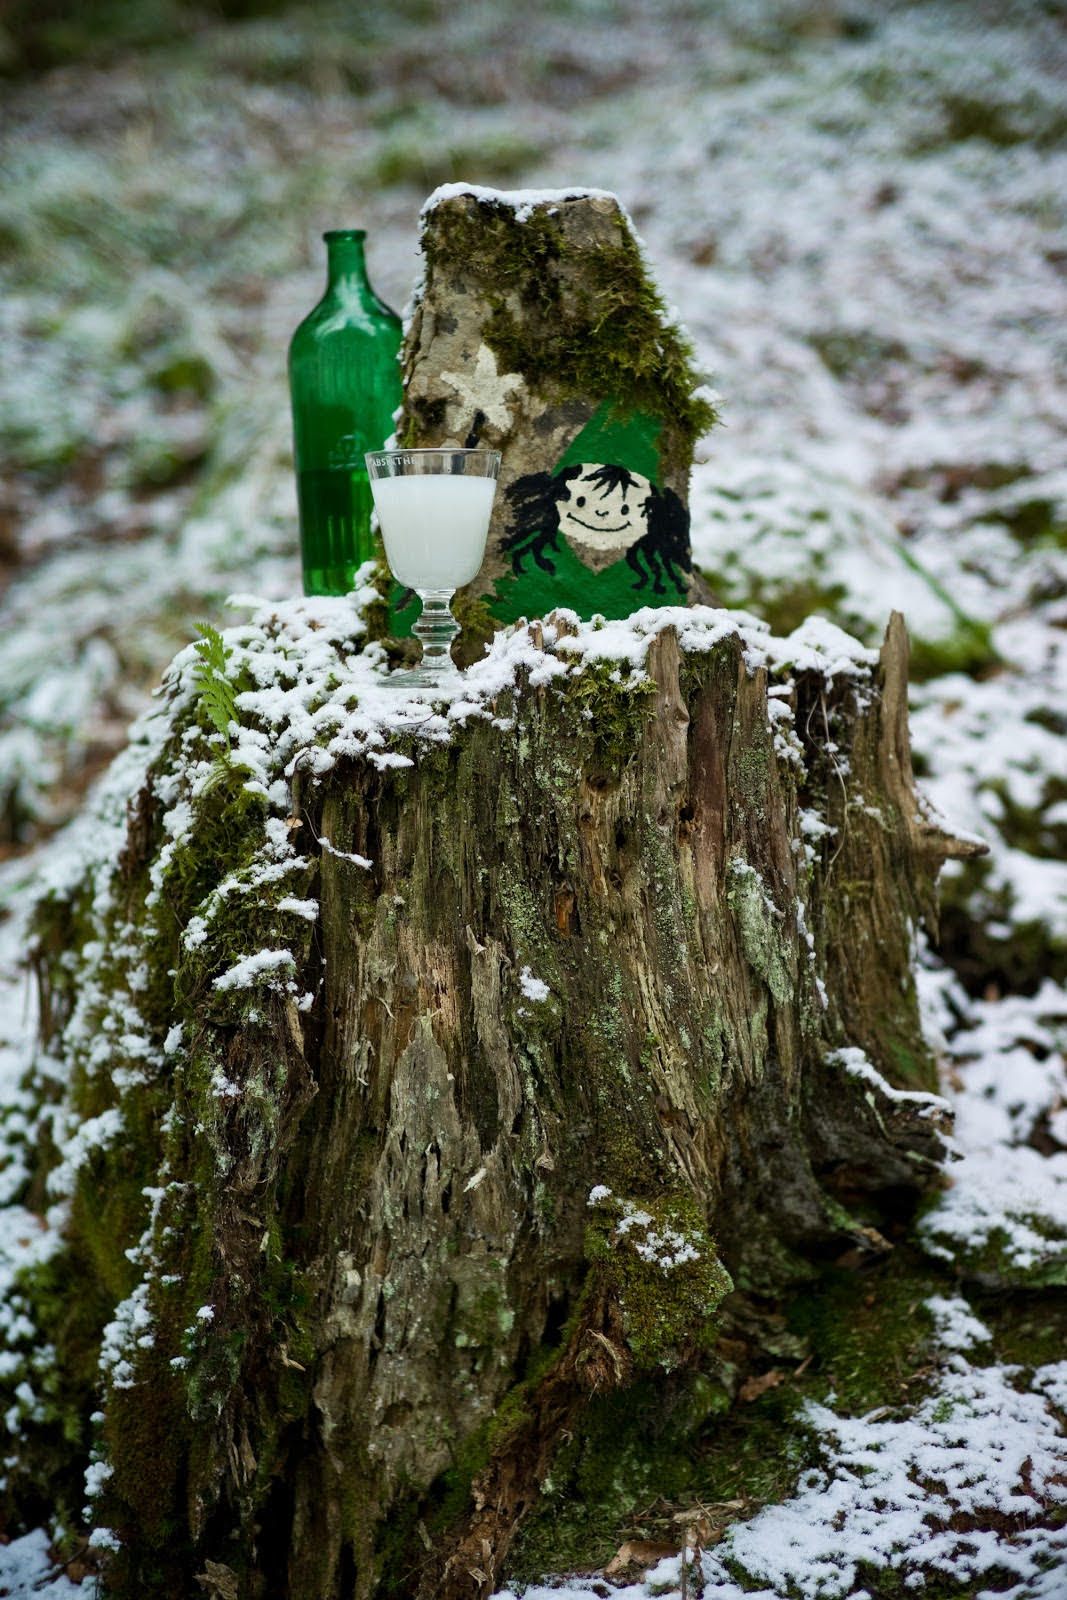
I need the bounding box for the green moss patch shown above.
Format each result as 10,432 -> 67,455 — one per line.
419,193 -> 716,467
585,1190 -> 733,1372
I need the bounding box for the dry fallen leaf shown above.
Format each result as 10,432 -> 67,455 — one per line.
739,1367 -> 785,1403
605,1539 -> 678,1576
670,1512 -> 720,1547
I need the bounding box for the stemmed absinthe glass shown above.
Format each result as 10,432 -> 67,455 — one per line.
366,447 -> 501,688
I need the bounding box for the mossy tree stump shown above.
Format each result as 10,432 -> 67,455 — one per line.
5,596 -> 982,1599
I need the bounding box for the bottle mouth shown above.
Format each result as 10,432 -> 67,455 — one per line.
323,229 -> 366,242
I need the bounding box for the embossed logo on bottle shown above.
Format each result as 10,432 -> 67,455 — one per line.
328,434 -> 366,469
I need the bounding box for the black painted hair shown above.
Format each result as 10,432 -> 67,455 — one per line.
572,464 -> 643,498
503,464 -> 583,543
643,482 -> 692,568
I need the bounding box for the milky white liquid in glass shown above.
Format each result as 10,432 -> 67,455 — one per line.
370,475 -> 495,589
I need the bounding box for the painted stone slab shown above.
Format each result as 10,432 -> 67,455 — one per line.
389,185 -> 716,643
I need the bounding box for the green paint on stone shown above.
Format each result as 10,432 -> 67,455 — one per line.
487,400 -> 686,624
487,527 -> 684,626
388,581 -> 421,637
387,399 -> 685,634
554,401 -> 663,485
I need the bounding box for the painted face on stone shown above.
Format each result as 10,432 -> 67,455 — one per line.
556,464 -> 652,572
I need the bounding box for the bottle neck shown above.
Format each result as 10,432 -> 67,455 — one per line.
324,234 -> 375,303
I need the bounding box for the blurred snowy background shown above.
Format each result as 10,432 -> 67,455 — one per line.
0,0 -> 1065,1594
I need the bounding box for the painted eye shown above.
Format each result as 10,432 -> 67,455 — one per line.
576,496 -> 586,507
621,504 -> 629,514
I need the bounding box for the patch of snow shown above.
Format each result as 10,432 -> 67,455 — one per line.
0,1526 -> 95,1595
213,948 -> 297,994
276,896 -> 319,922
99,1281 -> 152,1391
45,1109 -> 124,1200
608,1199 -> 701,1272
421,182 -> 629,228
87,1526 -> 121,1553
696,1358 -> 1067,1599
920,981 -> 1067,1276
518,968 -> 550,1003
82,1459 -> 113,1503
828,1046 -> 951,1117
924,1294 -> 992,1353
690,453 -> 971,649
318,837 -> 373,870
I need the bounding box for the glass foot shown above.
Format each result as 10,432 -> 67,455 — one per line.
387,589 -> 461,691
387,661 -> 460,691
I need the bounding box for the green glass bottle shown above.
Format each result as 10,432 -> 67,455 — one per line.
288,230 -> 403,595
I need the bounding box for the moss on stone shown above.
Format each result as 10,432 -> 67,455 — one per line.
421,194 -> 716,472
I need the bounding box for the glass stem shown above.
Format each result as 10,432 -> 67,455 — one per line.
413,590 -> 459,672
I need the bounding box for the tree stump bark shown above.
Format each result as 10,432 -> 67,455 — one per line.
7,596 -> 981,1599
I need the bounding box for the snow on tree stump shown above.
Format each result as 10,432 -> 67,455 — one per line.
7,592 -> 982,1600
386,185 -> 716,646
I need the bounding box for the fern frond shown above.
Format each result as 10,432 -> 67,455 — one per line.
193,622 -> 238,739
199,755 -> 234,796
193,622 -> 229,673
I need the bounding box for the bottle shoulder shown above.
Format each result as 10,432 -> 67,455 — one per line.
289,298 -> 401,358
367,292 -> 402,328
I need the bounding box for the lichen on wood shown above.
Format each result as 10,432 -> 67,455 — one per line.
3,592 -> 973,1598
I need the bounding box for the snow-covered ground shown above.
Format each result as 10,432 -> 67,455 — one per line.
500,1348 -> 1067,1598
1,0 -> 1065,1593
